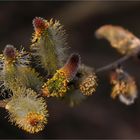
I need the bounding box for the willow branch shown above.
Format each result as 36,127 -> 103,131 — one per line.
96,54 -> 132,73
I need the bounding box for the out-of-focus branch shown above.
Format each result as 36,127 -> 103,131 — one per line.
54,1 -> 139,26
96,54 -> 132,73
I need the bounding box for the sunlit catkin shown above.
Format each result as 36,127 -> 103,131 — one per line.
31,17 -> 68,75
5,87 -> 48,133
42,53 -> 80,97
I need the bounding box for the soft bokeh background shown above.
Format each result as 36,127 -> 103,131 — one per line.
1,1 -> 140,139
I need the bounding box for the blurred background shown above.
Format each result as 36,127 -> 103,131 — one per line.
1,1 -> 140,139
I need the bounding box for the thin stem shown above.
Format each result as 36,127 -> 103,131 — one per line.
96,54 -> 132,73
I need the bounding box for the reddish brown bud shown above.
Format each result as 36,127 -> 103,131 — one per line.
33,17 -> 47,32
61,53 -> 80,80
3,45 -> 16,60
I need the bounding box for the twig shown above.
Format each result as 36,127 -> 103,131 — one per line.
96,54 -> 132,73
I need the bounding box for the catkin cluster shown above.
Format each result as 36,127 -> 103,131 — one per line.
0,17 -> 97,133
0,17 -> 139,134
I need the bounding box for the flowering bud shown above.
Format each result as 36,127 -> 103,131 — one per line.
79,73 -> 98,96
31,17 -> 68,75
6,87 -> 48,133
3,45 -> 17,63
42,54 -> 80,97
110,68 -> 138,105
32,17 -> 48,44
33,17 -> 47,31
